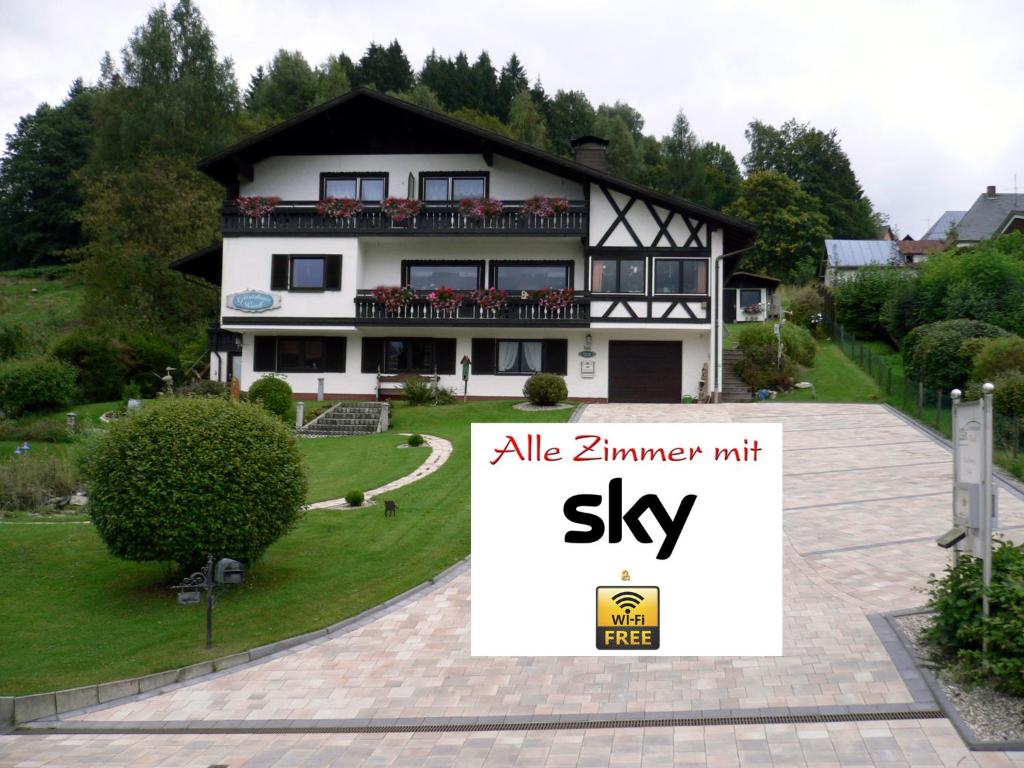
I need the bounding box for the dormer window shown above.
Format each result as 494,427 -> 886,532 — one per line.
320,172 -> 388,202
420,172 -> 489,201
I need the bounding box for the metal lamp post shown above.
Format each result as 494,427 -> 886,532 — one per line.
171,554 -> 245,648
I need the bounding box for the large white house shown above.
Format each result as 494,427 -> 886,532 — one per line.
173,89 -> 756,403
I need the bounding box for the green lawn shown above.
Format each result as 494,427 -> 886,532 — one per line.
300,432 -> 430,502
0,400 -> 574,695
0,267 -> 84,352
775,340 -> 883,403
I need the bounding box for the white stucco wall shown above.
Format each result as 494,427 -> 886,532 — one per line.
240,153 -> 583,201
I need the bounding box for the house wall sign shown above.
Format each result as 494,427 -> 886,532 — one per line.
579,350 -> 596,358
226,290 -> 281,313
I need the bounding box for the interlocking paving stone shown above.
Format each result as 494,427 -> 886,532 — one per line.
6,404 -> 1024,765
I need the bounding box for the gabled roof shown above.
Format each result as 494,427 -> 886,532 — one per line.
171,243 -> 222,285
956,194 -> 1024,242
824,239 -> 898,268
921,210 -> 965,241
898,239 -> 945,257
197,88 -> 756,244
726,270 -> 781,287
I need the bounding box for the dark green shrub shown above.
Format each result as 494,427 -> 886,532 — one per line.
407,433 -> 425,447
782,283 -> 823,328
833,266 -> 914,340
735,323 -> 799,391
925,541 -> 1024,696
344,489 -> 364,506
991,371 -> 1024,419
0,417 -> 75,443
83,397 -> 306,567
523,373 -> 568,405
0,321 -> 26,361
433,385 -> 456,405
176,379 -> 229,398
124,335 -> 178,397
972,336 -> 1024,383
246,376 -> 294,422
0,453 -> 79,512
401,376 -> 434,406
780,324 -> 816,367
880,276 -> 922,344
903,320 -> 1008,389
0,357 -> 76,417
51,333 -> 129,402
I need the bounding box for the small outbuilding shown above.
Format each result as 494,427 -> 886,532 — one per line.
723,271 -> 781,323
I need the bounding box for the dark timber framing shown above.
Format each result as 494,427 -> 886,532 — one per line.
591,184 -> 707,250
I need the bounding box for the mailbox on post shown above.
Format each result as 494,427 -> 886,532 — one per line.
214,558 -> 245,585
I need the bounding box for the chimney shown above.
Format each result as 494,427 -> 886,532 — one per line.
571,135 -> 610,172
986,185 -> 997,198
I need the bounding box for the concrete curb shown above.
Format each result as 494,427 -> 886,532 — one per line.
2,556 -> 470,729
882,607 -> 1024,752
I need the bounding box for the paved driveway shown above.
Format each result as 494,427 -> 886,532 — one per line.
4,403 -> 1024,767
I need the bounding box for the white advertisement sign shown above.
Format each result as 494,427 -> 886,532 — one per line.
471,423 -> 783,657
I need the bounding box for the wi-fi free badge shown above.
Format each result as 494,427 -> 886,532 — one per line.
595,586 -> 660,650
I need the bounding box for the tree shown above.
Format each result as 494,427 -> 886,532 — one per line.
469,52 -> 499,116
313,54 -> 352,105
73,156 -> 220,340
0,80 -> 95,268
544,90 -> 595,157
448,108 -> 512,137
592,109 -> 643,181
90,0 -> 238,168
696,141 -> 742,210
388,83 -> 444,112
355,40 -> 413,93
725,170 -> 831,284
650,111 -> 704,201
496,54 -> 528,121
743,118 -> 880,239
245,50 -> 317,120
507,91 -> 549,149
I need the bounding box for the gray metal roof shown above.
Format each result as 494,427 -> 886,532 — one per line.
824,239 -> 899,268
921,210 -> 965,241
956,193 -> 1024,242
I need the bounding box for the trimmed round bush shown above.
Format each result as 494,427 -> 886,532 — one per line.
84,397 -> 306,567
246,375 -> 294,421
0,357 -> 76,417
344,489 -> 365,506
972,335 -> 1024,383
523,373 -> 568,406
407,433 -> 425,447
903,319 -> 1008,389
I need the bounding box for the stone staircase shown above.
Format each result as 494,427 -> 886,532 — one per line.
298,401 -> 389,437
721,349 -> 753,403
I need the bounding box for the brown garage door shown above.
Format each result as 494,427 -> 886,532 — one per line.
608,341 -> 682,403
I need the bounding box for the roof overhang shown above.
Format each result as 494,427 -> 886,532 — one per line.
171,243 -> 222,286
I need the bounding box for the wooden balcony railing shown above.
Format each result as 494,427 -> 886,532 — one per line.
222,200 -> 587,237
353,294 -> 591,325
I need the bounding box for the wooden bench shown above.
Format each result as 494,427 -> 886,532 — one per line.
376,369 -> 440,401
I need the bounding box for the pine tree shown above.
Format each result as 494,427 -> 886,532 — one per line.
246,50 -> 317,121
497,54 -> 528,121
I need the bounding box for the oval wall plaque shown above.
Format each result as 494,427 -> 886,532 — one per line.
226,290 -> 281,313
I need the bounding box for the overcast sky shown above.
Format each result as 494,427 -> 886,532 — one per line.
2,0 -> 1023,238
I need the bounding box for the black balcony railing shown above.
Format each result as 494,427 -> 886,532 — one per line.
222,200 -> 587,236
354,294 -> 591,325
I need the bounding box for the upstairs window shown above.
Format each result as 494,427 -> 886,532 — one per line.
405,262 -> 483,291
271,254 -> 342,291
320,173 -> 387,202
653,259 -> 709,295
493,262 -> 571,291
591,257 -> 645,294
421,173 -> 488,201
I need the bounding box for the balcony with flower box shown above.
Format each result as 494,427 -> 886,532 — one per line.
353,287 -> 591,327
221,195 -> 587,238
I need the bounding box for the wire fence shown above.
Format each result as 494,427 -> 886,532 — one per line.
823,315 -> 1024,464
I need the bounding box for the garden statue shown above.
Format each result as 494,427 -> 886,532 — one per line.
384,499 -> 398,518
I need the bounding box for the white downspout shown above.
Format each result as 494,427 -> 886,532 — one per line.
710,232 -> 756,403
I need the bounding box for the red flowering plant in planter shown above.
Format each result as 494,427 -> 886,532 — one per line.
530,288 -> 575,311
521,195 -> 570,218
427,286 -> 464,314
316,197 -> 363,219
235,196 -> 281,219
371,285 -> 416,313
470,287 -> 510,312
458,197 -> 504,221
380,197 -> 423,222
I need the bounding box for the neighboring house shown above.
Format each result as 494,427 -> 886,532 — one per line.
898,239 -> 945,264
920,210 -> 965,242
172,88 -> 756,404
723,272 -> 780,323
822,239 -> 899,286
954,186 -> 1024,246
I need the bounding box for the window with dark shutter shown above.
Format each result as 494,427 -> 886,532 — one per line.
325,254 -> 342,291
435,339 -> 456,375
253,337 -> 277,371
270,255 -> 288,290
323,338 -> 346,372
361,338 -> 384,373
542,339 -> 568,374
471,338 -> 495,375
